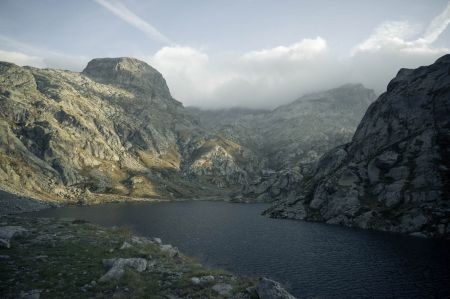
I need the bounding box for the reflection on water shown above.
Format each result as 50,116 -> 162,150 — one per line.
30,201 -> 450,298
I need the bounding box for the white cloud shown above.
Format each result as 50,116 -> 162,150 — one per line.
347,4 -> 450,93
243,37 -> 327,61
0,35 -> 89,71
1,3 -> 448,109
0,50 -> 45,67
148,39 -> 345,108
148,46 -> 228,101
94,0 -> 172,45
352,21 -> 420,53
148,4 -> 449,109
419,1 -> 450,44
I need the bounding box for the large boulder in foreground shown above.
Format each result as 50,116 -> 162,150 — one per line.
265,54 -> 450,238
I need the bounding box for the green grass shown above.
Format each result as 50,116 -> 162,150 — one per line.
0,216 -> 257,298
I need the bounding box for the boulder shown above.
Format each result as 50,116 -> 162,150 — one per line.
160,244 -> 179,257
0,226 -> 29,248
212,283 -> 233,296
99,258 -> 147,282
256,278 -> 297,299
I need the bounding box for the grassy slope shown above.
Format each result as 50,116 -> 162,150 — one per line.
0,216 -> 257,298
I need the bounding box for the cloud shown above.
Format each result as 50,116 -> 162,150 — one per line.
1,2 -> 448,109
0,35 -> 89,71
149,46 -> 227,100
419,1 -> 450,44
243,37 -> 327,61
348,3 -> 450,92
148,4 -> 449,109
352,2 -> 450,55
94,0 -> 172,45
0,50 -> 45,67
148,38 -> 345,108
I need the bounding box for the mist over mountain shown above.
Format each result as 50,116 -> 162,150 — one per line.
188,83 -> 376,170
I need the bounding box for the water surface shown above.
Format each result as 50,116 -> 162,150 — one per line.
30,201 -> 450,298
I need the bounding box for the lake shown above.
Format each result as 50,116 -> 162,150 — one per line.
30,201 -> 450,298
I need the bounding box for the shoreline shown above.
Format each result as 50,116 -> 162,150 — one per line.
0,190 -> 296,298
0,188 -> 262,217
0,215 -> 295,299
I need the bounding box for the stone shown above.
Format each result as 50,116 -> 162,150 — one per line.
212,283 -> 233,296
0,226 -> 29,248
199,275 -> 215,283
160,244 -> 179,257
190,277 -> 200,285
256,278 -> 297,299
99,258 -> 147,282
120,241 -> 132,250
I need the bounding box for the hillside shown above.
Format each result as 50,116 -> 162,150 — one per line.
0,58 -> 258,203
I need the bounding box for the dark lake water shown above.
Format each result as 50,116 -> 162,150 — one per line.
30,201 -> 450,298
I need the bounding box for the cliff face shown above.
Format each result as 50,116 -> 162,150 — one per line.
264,55 -> 450,238
0,58 -> 258,202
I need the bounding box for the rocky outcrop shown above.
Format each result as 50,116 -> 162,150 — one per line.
0,58 -> 258,202
83,57 -> 172,100
99,257 -> 148,282
256,278 -> 297,299
264,55 -> 450,238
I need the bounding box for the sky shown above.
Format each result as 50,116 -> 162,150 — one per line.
0,0 -> 449,109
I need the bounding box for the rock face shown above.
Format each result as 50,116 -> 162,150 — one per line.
264,55 -> 450,238
0,58 -> 257,202
83,57 -> 171,99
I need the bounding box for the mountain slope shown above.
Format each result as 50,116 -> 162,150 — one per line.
0,58 -> 257,202
189,84 -> 376,202
264,55 -> 450,238
189,84 -> 376,170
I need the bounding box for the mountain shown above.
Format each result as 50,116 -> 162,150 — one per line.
189,84 -> 376,202
264,55 -> 450,238
0,58 -> 258,203
189,84 -> 375,170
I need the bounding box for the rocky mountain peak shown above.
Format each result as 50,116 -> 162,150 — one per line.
82,57 -> 172,99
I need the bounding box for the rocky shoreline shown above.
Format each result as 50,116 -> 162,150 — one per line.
0,200 -> 296,298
